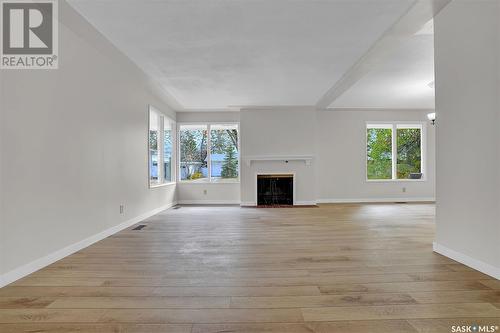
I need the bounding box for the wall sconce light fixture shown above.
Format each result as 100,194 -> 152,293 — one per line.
427,112 -> 436,125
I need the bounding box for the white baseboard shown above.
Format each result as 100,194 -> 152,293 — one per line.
240,201 -> 317,207
295,201 -> 318,206
317,197 -> 435,204
177,200 -> 241,205
243,198 -> 434,206
433,242 -> 500,280
240,202 -> 257,207
0,201 -> 177,288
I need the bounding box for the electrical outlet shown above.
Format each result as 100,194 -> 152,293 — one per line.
119,205 -> 124,214
402,187 -> 406,193
203,189 -> 207,195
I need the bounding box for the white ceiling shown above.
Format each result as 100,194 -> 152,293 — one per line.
329,22 -> 435,109
68,0 -> 435,111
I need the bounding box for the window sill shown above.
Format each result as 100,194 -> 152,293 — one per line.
149,182 -> 176,189
366,179 -> 427,183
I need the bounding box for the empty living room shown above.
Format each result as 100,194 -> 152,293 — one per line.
1,0 -> 500,332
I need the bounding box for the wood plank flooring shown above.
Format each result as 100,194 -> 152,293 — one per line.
0,203 -> 499,332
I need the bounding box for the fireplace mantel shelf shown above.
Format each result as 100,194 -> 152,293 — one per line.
243,155 -> 313,166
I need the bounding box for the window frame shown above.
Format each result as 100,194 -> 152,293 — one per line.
148,105 -> 176,188
177,122 -> 240,184
365,121 -> 426,182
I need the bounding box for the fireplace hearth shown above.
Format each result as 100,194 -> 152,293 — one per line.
257,174 -> 293,206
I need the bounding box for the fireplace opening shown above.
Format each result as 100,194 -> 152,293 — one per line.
257,174 -> 293,206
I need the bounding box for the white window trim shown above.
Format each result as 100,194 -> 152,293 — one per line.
177,122 -> 240,184
365,121 -> 427,182
149,105 -> 176,188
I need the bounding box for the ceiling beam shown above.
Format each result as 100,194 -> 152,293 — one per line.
315,0 -> 451,110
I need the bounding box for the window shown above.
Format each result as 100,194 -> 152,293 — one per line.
149,106 -> 175,187
367,123 -> 424,181
163,117 -> 174,183
179,125 -> 208,181
396,125 -> 422,179
367,124 -> 393,180
179,123 -> 239,182
210,124 -> 239,181
149,111 -> 160,185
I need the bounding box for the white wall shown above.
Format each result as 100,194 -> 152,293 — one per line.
176,112 -> 241,204
0,1 -> 176,284
0,64 -> 4,280
434,0 -> 500,278
177,183 -> 241,205
240,108 -> 317,205
316,109 -> 435,202
176,111 -> 240,123
182,108 -> 435,206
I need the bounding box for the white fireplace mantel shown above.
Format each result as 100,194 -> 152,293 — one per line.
243,155 -> 314,166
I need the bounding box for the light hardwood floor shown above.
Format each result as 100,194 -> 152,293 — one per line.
0,203 -> 499,332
